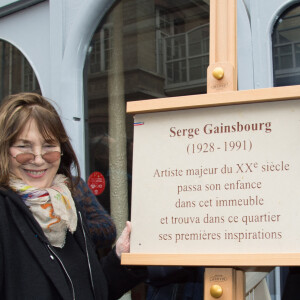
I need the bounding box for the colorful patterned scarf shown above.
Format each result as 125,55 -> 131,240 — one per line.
9,174 -> 77,248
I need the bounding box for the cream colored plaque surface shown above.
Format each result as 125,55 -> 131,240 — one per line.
130,99 -> 300,258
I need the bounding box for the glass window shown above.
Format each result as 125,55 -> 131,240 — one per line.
272,4 -> 300,86
84,0 -> 209,216
0,39 -> 40,100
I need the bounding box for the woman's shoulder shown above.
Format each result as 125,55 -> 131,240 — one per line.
72,177 -> 91,198
0,187 -> 27,212
0,187 -> 17,222
0,187 -> 15,201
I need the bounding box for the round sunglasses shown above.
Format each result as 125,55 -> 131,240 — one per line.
12,151 -> 63,164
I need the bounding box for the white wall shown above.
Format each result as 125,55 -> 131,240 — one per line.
247,0 -> 298,89
0,1 -> 50,95
0,0 -> 116,177
237,0 -> 254,90
237,0 -> 298,90
58,0 -> 115,178
0,0 -> 20,7
0,0 -> 296,176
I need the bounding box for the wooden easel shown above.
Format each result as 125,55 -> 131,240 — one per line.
204,0 -> 245,299
204,0 -> 245,300
123,0 -> 300,298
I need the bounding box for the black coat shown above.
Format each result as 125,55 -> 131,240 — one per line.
0,188 -> 146,300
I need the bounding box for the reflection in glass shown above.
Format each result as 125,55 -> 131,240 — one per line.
272,4 -> 300,86
0,40 -> 40,100
84,0 -> 210,216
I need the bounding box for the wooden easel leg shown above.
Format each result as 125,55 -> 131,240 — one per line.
235,269 -> 245,300
204,268 -> 245,300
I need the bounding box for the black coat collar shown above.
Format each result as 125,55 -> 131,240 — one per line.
0,188 -> 78,299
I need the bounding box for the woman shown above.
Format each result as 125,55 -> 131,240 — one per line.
0,92 -> 146,299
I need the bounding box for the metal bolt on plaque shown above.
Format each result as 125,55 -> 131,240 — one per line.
212,67 -> 224,80
210,284 -> 223,298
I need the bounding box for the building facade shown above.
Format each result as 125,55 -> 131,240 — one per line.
0,0 -> 299,299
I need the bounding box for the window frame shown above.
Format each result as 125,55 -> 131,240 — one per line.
0,0 -> 46,17
272,3 -> 300,86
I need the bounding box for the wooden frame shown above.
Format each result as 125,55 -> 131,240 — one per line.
123,1 -> 291,298
123,85 -> 300,267
122,253 -> 300,266
127,85 -> 300,114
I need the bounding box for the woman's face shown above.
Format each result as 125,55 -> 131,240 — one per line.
9,119 -> 61,188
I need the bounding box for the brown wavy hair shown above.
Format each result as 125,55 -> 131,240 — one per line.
0,92 -> 80,190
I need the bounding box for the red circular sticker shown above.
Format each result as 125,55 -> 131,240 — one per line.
88,171 -> 106,196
